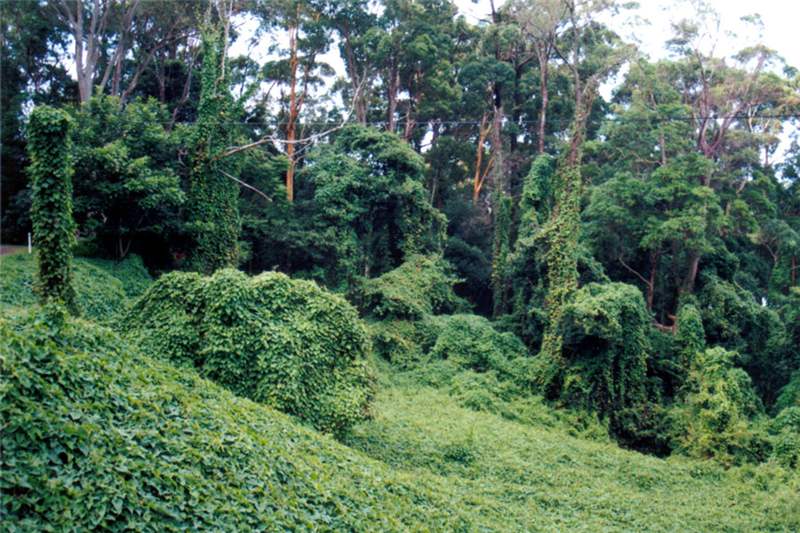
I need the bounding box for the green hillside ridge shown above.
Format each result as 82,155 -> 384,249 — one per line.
2,307 -> 798,532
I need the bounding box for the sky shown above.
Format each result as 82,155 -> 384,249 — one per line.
227,0 -> 800,157
231,0 -> 800,96
455,0 -> 800,67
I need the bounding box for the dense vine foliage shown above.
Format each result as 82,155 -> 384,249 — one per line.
360,254 -> 467,319
0,253 -> 151,322
185,28 -> 241,273
556,283 -> 651,436
27,105 -> 77,311
2,3 -> 800,526
124,268 -> 374,434
536,163 -> 583,391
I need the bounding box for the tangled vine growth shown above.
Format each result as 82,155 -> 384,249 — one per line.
559,283 -> 650,414
360,254 -> 467,320
27,105 -> 77,311
537,163 -> 583,391
185,28 -> 241,273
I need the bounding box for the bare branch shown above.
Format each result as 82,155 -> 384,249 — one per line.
618,256 -> 652,288
220,170 -> 272,203
215,77 -> 367,161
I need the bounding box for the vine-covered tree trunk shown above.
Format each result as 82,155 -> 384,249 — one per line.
27,105 -> 78,311
537,161 -> 582,384
186,27 -> 240,274
491,194 -> 513,317
536,80 -> 596,390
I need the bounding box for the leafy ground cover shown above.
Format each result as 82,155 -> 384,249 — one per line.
3,306 -> 798,532
347,364 -> 800,531
0,252 -> 151,320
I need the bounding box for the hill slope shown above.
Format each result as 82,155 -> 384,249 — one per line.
0,253 -> 151,320
2,308 -> 798,532
348,368 -> 800,531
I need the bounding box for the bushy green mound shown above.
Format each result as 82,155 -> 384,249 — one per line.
360,254 -> 468,319
769,407 -> 800,469
429,314 -> 526,378
775,371 -> 800,412
124,268 -> 373,434
668,347 -> 767,465
0,253 -> 151,320
538,282 -> 653,442
370,313 -> 527,375
368,316 -> 442,367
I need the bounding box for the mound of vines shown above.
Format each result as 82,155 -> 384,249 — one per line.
360,254 -> 468,320
554,282 -> 652,438
124,268 -> 373,434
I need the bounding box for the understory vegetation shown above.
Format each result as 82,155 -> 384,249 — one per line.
0,252 -> 151,321
2,0 -> 800,530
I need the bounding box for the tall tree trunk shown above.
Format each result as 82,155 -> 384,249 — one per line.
472,112 -> 491,205
683,250 -> 701,294
490,100 -> 504,194
647,250 -> 660,311
537,55 -> 549,155
386,65 -> 399,133
403,98 -> 415,141
341,25 -> 368,124
285,17 -> 300,203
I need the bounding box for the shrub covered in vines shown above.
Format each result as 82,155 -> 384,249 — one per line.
768,406 -> 800,469
698,274 -> 791,405
671,302 -> 706,388
368,316 -> 444,367
776,372 -> 800,413
544,283 -> 652,438
429,314 -> 528,380
360,254 -> 469,320
124,268 -> 374,434
668,346 -> 767,466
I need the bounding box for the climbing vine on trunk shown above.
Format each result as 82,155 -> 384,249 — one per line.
186,27 -> 241,274
536,161 -> 582,389
27,105 -> 78,312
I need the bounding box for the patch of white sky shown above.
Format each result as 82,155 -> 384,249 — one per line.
226,0 -> 800,156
